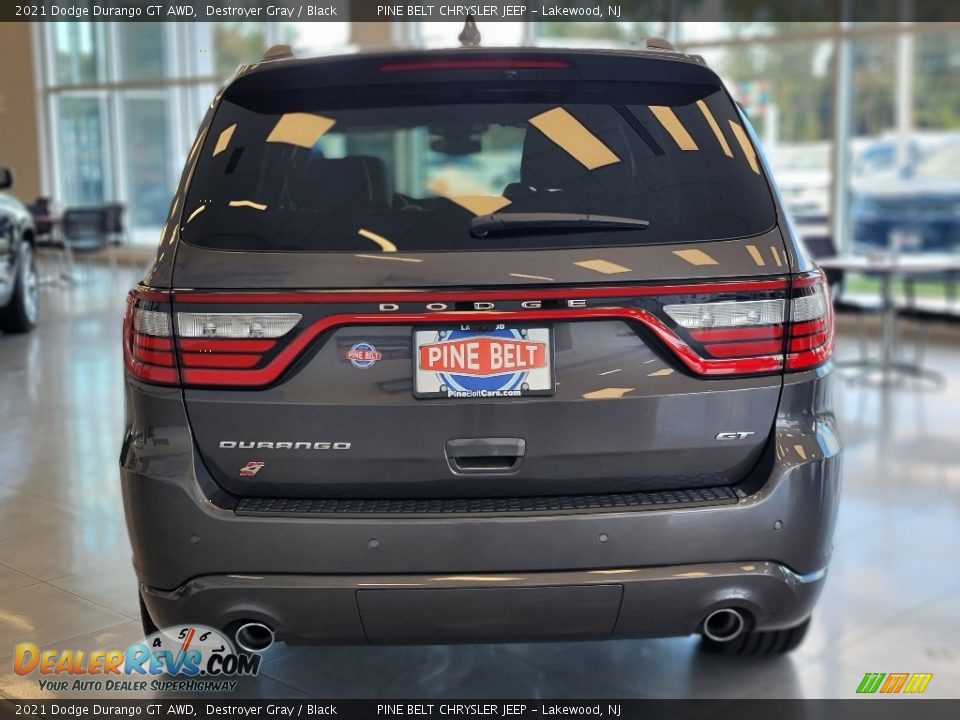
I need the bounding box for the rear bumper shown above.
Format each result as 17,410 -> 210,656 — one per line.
122,370 -> 841,644
140,562 -> 826,645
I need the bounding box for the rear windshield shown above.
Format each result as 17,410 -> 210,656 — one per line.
182,81 -> 775,252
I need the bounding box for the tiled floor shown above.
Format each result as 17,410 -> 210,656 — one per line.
0,266 -> 958,699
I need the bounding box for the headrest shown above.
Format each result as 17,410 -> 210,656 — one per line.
295,155 -> 391,211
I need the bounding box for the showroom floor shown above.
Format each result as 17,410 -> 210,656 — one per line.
0,265 -> 958,699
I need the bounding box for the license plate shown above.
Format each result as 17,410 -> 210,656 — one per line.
413,325 -> 554,399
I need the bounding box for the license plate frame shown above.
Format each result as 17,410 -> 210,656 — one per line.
412,324 -> 556,400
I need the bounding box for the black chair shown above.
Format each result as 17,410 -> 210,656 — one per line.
62,208 -> 107,252
102,203 -> 127,246
27,197 -> 54,241
27,197 -> 76,285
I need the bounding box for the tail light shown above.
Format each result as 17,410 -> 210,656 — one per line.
124,290 -> 304,387
123,290 -> 177,385
785,273 -> 835,371
662,271 -> 833,374
124,273 -> 833,389
175,312 -> 302,379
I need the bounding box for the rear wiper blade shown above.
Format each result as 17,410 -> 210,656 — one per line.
470,212 -> 650,237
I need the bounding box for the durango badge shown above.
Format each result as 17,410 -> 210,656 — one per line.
347,342 -> 382,369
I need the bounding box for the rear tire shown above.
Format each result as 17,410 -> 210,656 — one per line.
0,242 -> 39,334
699,616 -> 810,655
139,592 -> 160,637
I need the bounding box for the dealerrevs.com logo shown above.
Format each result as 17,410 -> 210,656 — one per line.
13,625 -> 260,694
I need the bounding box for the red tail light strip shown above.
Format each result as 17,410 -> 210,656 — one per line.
178,339 -> 277,353
131,288 -> 171,303
786,327 -> 834,369
172,278 -> 790,305
181,353 -> 262,369
128,362 -> 177,385
132,347 -> 175,367
133,334 -> 172,351
703,340 -> 784,359
126,275 -> 834,387
787,342 -> 834,370
789,319 -> 826,336
380,59 -> 572,73
690,325 -> 782,342
789,333 -> 828,352
792,274 -> 826,289
179,308 -> 784,387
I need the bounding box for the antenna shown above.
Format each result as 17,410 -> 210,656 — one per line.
458,14 -> 482,47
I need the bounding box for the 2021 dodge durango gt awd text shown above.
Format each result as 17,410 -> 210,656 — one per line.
121,44 -> 841,656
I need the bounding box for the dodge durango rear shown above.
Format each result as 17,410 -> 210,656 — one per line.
121,41 -> 841,655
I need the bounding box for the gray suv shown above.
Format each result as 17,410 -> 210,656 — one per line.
121,43 -> 841,656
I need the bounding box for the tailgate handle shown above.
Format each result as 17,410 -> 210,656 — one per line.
446,438 -> 526,474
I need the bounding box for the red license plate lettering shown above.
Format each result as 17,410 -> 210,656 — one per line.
419,337 -> 547,376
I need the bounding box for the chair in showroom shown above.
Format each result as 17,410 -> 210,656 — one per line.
27,196 -> 74,285
102,203 -> 128,246
62,207 -> 111,280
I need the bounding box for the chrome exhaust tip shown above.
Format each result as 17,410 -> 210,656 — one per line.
702,608 -> 746,643
234,621 -> 276,653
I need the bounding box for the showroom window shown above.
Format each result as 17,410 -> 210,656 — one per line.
36,21 -> 350,244
51,22 -> 106,86
36,20 -> 958,254
656,22 -> 960,255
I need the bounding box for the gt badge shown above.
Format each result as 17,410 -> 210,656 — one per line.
239,461 -> 266,477
347,342 -> 382,369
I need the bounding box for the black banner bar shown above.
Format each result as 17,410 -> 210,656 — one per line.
3,700 -> 960,720
4,0 -> 960,23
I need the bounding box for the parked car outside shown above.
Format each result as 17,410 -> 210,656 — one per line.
853,138 -> 960,253
771,142 -> 831,224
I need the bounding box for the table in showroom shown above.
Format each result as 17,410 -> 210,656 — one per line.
816,253 -> 960,385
